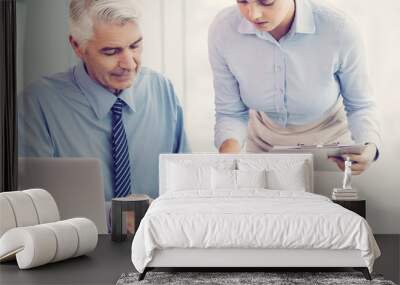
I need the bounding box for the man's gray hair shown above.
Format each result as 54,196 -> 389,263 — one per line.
69,0 -> 142,46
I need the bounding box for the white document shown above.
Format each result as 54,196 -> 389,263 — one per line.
269,143 -> 366,171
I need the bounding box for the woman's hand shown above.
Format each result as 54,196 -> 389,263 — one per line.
219,139 -> 241,153
329,143 -> 378,175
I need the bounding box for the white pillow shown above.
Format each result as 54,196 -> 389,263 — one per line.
238,159 -> 308,191
212,168 -> 236,190
167,162 -> 212,191
236,169 -> 268,189
212,169 -> 268,190
267,168 -> 306,191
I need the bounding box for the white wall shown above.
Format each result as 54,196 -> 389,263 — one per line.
17,0 -> 400,233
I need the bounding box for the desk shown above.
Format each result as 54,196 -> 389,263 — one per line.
0,235 -> 133,285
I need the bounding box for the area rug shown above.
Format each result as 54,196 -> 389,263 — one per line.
116,271 -> 397,285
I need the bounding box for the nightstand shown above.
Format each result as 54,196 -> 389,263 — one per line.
333,199 -> 366,218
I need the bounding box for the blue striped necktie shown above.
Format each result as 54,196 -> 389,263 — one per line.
111,98 -> 131,198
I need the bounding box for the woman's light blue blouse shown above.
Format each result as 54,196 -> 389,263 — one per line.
209,0 -> 381,150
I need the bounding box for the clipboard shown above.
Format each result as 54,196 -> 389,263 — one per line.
269,143 -> 367,171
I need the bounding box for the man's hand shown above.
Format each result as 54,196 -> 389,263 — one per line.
329,143 -> 377,175
219,139 -> 241,153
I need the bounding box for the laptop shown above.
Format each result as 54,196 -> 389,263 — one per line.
18,157 -> 108,234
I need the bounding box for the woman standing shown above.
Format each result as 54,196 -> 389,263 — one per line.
209,0 -> 381,174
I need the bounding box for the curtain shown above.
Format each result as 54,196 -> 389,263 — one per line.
0,0 -> 17,192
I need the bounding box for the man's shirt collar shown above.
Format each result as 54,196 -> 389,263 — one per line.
74,61 -> 137,119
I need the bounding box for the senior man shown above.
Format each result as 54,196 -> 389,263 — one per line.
18,0 -> 189,221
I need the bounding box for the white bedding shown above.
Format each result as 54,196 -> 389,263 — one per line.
131,190 -> 380,273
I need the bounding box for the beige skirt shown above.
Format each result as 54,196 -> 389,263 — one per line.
246,100 -> 354,152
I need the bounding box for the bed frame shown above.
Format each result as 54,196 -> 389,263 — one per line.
138,154 -> 371,280
141,248 -> 371,280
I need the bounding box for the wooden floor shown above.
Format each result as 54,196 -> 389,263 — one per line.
0,234 -> 398,285
374,234 -> 400,284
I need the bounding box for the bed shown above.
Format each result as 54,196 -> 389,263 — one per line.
131,154 -> 380,281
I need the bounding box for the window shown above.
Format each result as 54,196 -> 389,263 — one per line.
142,0 -> 232,151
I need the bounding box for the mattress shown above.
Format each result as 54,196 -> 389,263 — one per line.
131,190 -> 380,273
